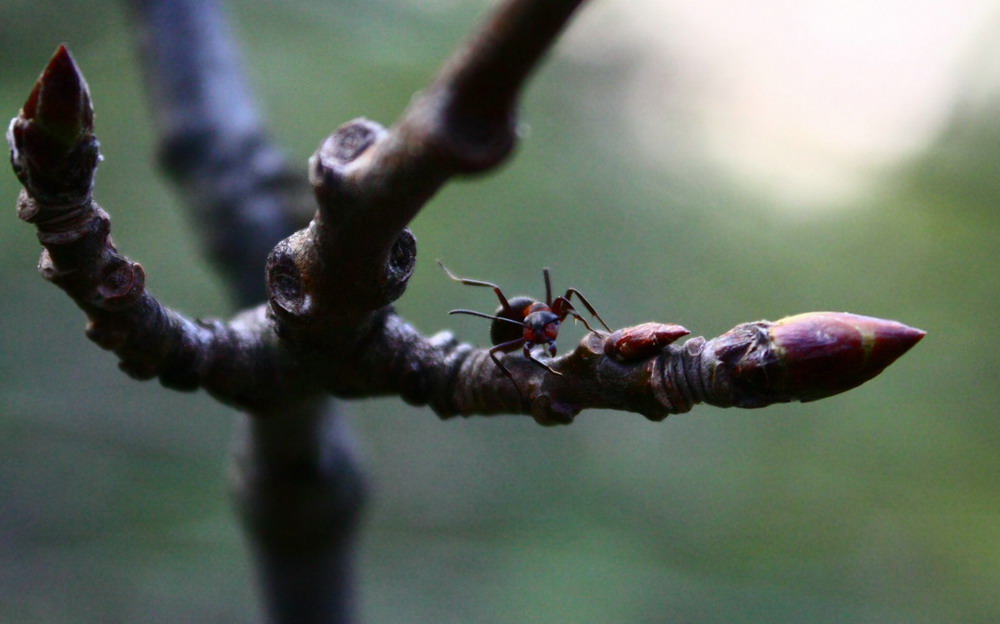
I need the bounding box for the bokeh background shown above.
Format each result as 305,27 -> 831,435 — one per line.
2,0 -> 998,622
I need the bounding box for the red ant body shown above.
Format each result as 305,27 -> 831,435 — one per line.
439,261 -> 611,392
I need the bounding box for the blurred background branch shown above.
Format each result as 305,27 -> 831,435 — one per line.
128,0 -> 311,305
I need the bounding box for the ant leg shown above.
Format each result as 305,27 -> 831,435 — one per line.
551,298 -> 606,335
542,267 -> 553,307
559,289 -> 611,332
567,309 -> 600,334
549,297 -> 599,333
523,342 -> 563,377
489,339 -> 525,398
438,260 -> 513,314
448,309 -> 525,330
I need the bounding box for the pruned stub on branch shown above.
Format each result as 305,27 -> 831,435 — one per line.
8,2 -> 924,426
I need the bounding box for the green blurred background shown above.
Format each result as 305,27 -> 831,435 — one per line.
1,1 -> 997,622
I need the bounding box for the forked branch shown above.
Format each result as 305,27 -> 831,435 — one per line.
8,3 -> 924,424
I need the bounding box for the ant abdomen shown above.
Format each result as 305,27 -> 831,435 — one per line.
490,296 -> 536,347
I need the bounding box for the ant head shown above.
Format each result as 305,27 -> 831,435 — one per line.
524,309 -> 561,355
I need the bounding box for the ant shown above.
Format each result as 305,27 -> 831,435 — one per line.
438,260 -> 611,394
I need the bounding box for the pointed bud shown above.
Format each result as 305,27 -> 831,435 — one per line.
8,44 -> 100,206
714,312 -> 925,407
21,44 -> 94,143
604,322 -> 690,363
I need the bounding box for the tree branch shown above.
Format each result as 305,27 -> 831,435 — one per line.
320,312 -> 925,426
7,16 -> 925,425
125,2 -> 366,620
231,398 -> 364,624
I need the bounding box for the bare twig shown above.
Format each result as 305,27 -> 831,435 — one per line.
323,311 -> 925,426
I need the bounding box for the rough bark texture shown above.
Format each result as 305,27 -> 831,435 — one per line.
7,1 -> 925,622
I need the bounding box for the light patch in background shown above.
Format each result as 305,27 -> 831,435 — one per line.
565,0 -> 1000,209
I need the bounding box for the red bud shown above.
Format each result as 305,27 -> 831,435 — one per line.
8,44 -> 99,205
21,44 -> 94,141
714,312 -> 925,407
604,322 -> 690,363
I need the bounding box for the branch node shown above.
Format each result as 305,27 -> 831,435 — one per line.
309,118 -> 386,210
85,318 -> 129,351
383,227 -> 417,302
530,393 -> 578,426
118,357 -> 159,381
649,337 -> 705,418
405,90 -> 518,174
96,260 -> 146,310
427,330 -> 459,350
265,230 -> 315,328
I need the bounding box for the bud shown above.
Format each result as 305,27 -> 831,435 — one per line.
714,312 -> 925,407
8,44 -> 100,205
604,322 -> 690,363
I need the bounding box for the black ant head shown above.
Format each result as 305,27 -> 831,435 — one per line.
524,308 -> 561,356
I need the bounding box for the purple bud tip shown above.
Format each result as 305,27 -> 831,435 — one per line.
714,311 -> 925,407
769,312 -> 925,401
21,44 -> 94,141
9,44 -> 100,204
